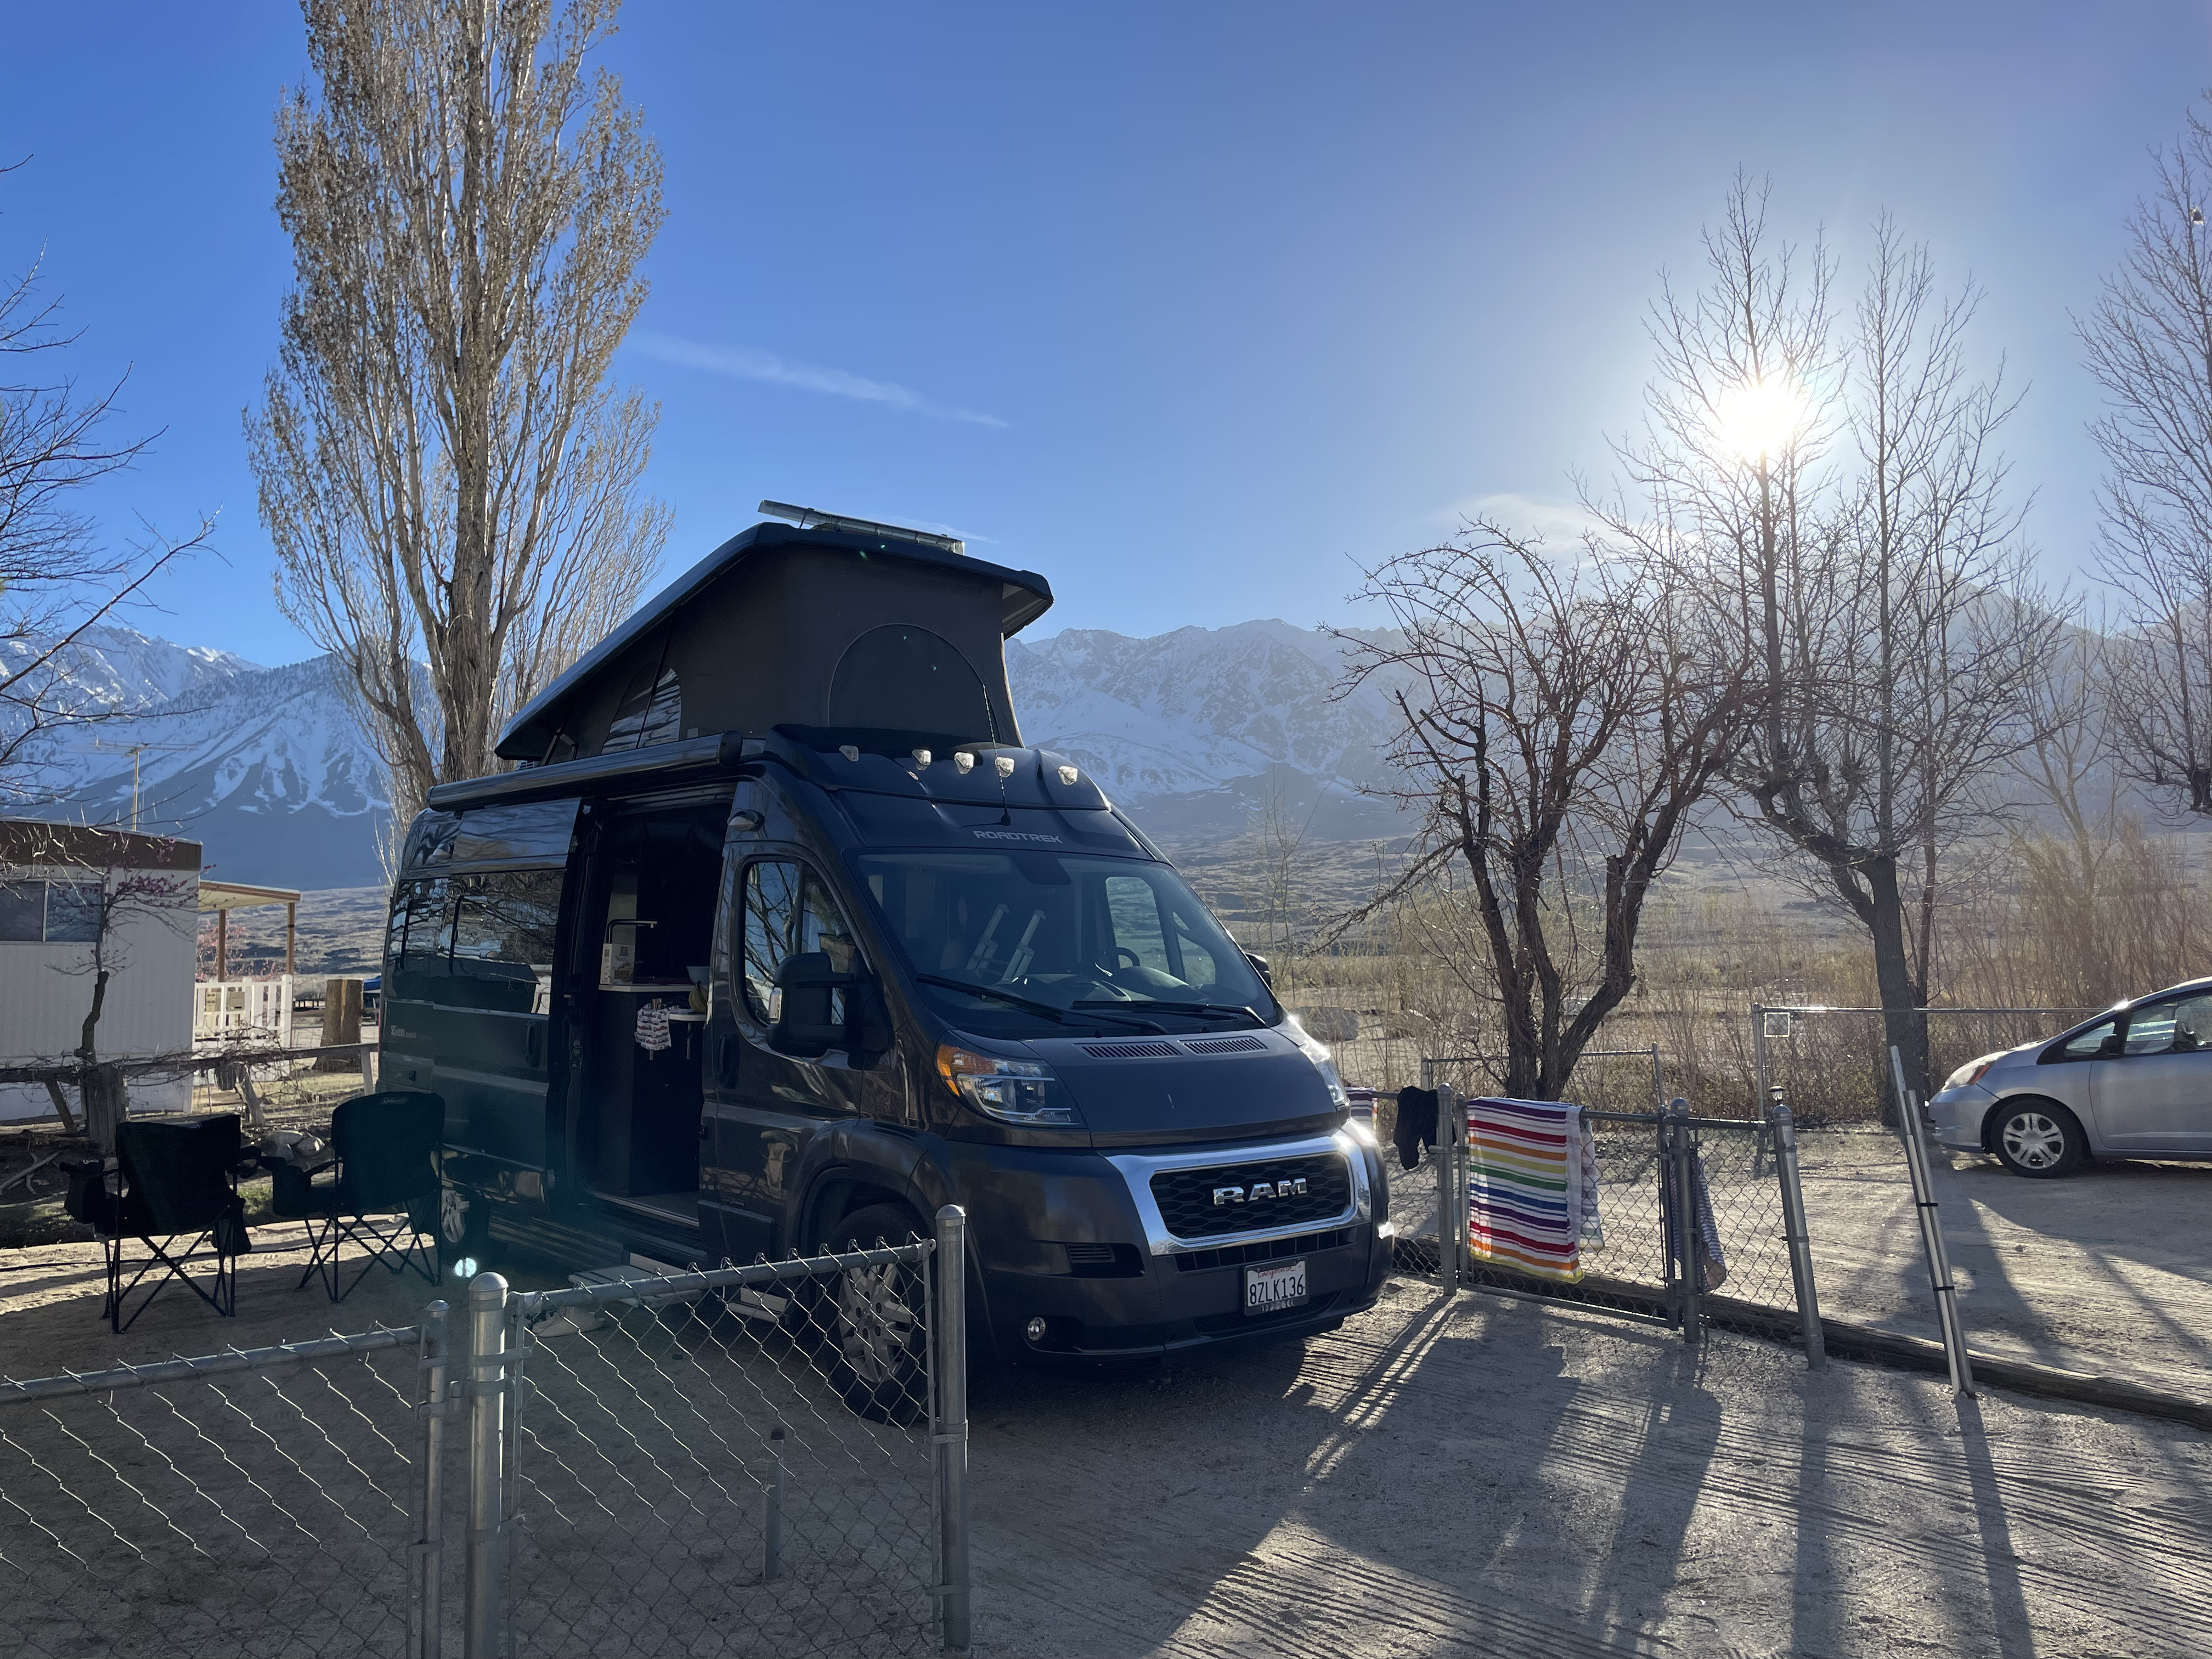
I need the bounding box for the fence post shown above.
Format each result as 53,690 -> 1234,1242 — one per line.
933,1206 -> 972,1657
763,1426 -> 786,1580
1888,1048 -> 1975,1398
1769,1103 -> 1826,1370
1434,1084 -> 1459,1295
1649,1043 -> 1664,1113
411,1300 -> 450,1659
1751,1003 -> 1769,1120
1669,1101 -> 1702,1346
464,1272 -> 510,1659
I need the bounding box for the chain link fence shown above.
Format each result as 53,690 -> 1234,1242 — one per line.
0,1218 -> 973,1657
492,1239 -> 958,1658
0,1318 -> 445,1659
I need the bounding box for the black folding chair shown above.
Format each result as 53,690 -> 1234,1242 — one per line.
270,1090 -> 444,1303
65,1115 -> 251,1334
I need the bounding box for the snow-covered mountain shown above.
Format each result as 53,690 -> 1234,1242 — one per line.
5,628 -> 392,889
7,618 -> 1414,890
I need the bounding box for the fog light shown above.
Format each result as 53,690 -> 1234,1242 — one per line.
1025,1317 -> 1048,1343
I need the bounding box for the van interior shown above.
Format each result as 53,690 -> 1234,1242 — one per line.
572,795 -> 729,1227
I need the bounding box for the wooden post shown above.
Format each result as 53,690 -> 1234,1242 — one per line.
44,1079 -> 81,1136
318,977 -> 364,1072
285,901 -> 296,975
81,1063 -> 128,1155
216,909 -> 228,980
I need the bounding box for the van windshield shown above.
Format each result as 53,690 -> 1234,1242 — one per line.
851,851 -> 1276,1037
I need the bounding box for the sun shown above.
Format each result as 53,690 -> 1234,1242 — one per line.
1713,377 -> 1809,461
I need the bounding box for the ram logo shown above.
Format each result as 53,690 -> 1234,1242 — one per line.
1211,1178 -> 1307,1206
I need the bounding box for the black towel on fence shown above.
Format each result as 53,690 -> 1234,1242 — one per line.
1395,1087 -> 1440,1171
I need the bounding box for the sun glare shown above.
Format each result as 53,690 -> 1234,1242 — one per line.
1713,377 -> 1808,461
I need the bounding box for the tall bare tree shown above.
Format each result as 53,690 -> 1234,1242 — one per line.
1615,179 -> 2058,1101
2079,102 -> 2212,815
1334,522 -> 1753,1100
248,0 -> 670,844
2,165 -> 212,794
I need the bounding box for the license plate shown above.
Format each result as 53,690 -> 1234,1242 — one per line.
1243,1259 -> 1308,1317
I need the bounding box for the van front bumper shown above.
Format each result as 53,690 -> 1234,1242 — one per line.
946,1130 -> 1393,1361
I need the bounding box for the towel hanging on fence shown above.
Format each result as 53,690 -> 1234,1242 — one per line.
1465,1097 -> 1585,1284
1692,1149 -> 1729,1290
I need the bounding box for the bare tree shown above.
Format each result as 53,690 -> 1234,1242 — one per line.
2,164 -> 213,794
1615,179 -> 2059,1101
247,0 -> 670,844
2079,103 -> 2212,815
1333,522 -> 1753,1100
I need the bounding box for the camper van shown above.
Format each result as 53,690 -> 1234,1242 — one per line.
381,509 -> 1391,1378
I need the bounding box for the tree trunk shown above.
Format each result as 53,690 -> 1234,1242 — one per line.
77,967 -> 109,1069
1865,856 -> 1929,1120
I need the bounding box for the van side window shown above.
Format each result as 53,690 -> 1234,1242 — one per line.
390,878 -> 454,994
741,861 -> 858,1027
450,871 -> 562,1013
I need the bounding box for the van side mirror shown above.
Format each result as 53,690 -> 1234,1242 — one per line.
1244,951 -> 1273,989
772,952 -> 853,1057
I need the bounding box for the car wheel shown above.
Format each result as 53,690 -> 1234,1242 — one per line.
814,1203 -> 931,1423
1989,1101 -> 2086,1178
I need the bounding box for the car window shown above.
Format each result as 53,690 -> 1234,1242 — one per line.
1103,875 -> 1172,975
2123,994 -> 2212,1056
741,861 -> 857,1027
2057,1019 -> 2114,1060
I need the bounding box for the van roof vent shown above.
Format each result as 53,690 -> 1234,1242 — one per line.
758,499 -> 963,556
1077,1041 -> 1184,1059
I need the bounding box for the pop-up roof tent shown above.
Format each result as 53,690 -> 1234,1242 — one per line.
496,510 -> 1053,768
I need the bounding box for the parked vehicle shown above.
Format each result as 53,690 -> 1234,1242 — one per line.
1927,979 -> 2212,1177
380,509 -> 1391,1382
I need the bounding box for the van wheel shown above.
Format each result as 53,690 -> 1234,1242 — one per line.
815,1203 -> 930,1424
1990,1102 -> 2086,1178
436,1182 -> 500,1280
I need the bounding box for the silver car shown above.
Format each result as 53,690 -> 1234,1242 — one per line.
1927,979 -> 2212,1177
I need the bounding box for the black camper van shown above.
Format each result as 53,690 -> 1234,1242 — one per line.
382,508 -> 1391,1374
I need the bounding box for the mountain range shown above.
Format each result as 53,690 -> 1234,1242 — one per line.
3,620 -> 1417,890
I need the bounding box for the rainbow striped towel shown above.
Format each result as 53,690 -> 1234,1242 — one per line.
1466,1097 -> 1585,1284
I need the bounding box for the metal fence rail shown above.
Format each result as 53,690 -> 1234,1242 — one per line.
0,1316 -> 446,1659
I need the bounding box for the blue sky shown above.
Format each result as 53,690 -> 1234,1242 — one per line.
1,2 -> 2204,667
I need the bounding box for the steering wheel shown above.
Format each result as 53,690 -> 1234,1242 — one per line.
1109,947 -> 1141,970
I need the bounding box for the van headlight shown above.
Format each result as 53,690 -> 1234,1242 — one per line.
936,1043 -> 1082,1126
1283,1017 -> 1352,1113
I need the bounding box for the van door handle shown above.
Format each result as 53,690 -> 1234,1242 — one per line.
719,1034 -> 740,1086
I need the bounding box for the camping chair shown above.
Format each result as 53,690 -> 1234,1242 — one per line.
270,1090 -> 444,1303
65,1115 -> 252,1334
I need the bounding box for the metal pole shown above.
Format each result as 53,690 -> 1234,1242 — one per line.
1888,1047 -> 1974,1397
1649,1043 -> 1664,1113
464,1272 -> 509,1659
1420,1057 -> 1434,1091
411,1300 -> 450,1659
1671,1100 -> 1702,1346
1751,1003 -> 1768,1121
933,1206 -> 971,1657
763,1426 -> 786,1580
1769,1104 -> 1826,1370
1435,1083 -> 1459,1295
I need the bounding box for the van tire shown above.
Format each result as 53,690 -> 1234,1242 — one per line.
1988,1100 -> 2086,1178
435,1182 -> 501,1281
812,1203 -> 931,1424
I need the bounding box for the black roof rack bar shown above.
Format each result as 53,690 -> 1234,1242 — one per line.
757,500 -> 964,555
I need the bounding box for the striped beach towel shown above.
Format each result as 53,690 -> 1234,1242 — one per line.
1465,1097 -> 1585,1284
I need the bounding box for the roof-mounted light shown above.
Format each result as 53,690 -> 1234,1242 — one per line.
994,755 -> 1016,778
1057,765 -> 1079,786
911,749 -> 932,766
953,752 -> 975,774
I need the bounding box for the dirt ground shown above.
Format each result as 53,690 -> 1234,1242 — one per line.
1793,1132 -> 2212,1400
3,1234 -> 2208,1658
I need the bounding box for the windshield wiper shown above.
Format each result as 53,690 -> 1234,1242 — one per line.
917,974 -> 1167,1034
1076,1000 -> 1268,1028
